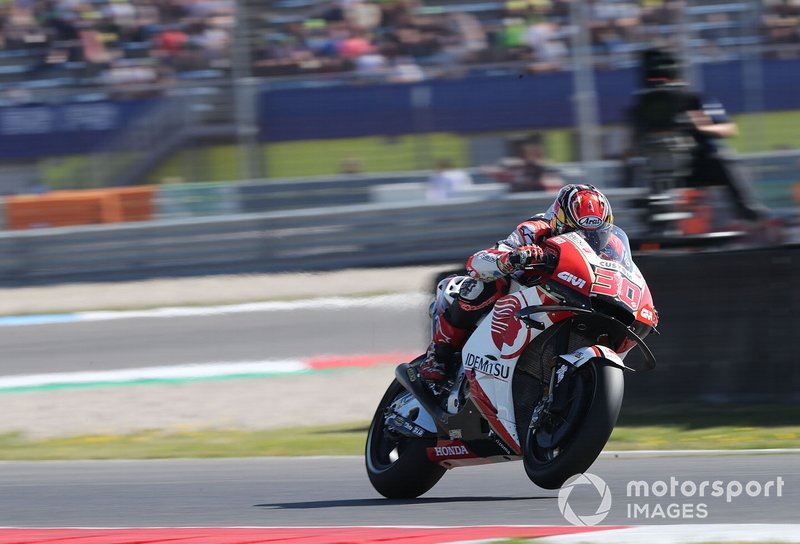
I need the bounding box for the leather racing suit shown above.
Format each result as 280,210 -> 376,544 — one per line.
421,215 -> 552,381
422,214 -> 626,382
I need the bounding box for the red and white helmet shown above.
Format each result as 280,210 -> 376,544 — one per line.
549,184 -> 614,244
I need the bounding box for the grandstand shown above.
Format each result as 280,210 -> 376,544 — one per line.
0,0 -> 797,100
0,0 -> 234,103
0,0 -> 798,196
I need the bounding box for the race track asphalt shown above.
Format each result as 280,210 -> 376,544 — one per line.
3,299 -> 798,531
0,302 -> 430,376
1,454 -> 798,527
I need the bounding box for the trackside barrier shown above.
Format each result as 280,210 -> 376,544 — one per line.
5,187 -> 154,230
0,189 -> 643,285
1,151 -> 794,229
156,182 -> 240,219
626,245 -> 800,402
235,172 -> 439,214
151,164 -> 623,217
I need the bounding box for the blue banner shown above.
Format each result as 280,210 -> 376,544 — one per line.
259,58 -> 800,142
0,100 -> 158,160
1,58 -> 799,159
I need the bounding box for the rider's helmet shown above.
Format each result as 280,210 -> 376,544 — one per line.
549,184 -> 614,251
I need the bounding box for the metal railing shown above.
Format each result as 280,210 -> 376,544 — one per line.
0,189 -> 644,285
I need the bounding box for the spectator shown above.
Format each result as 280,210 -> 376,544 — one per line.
525,21 -> 567,69
426,158 -> 473,201
388,56 -> 424,82
340,157 -> 363,174
0,0 -> 798,93
486,134 -> 564,193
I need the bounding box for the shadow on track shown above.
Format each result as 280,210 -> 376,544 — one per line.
255,496 -> 554,510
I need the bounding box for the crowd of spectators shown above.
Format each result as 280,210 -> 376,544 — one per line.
0,0 -> 234,99
254,0 -> 800,80
1,0 -> 799,97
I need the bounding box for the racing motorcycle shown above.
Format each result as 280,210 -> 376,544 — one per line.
365,225 -> 658,498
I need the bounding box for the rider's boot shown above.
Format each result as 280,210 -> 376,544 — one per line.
419,317 -> 468,383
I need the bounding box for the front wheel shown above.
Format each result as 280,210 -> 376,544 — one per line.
523,362 -> 624,490
365,379 -> 446,498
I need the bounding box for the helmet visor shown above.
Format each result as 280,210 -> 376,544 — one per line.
576,223 -> 612,254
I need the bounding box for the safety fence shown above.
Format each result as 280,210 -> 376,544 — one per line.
1,150 -> 798,232
0,189 -> 645,285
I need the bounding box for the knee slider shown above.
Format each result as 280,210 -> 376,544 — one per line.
458,278 -> 485,302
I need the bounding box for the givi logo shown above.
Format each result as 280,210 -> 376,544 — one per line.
557,271 -> 587,289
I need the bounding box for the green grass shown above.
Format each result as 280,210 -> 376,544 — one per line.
146,110 -> 800,183
139,128 -> 573,183
543,128 -> 574,163
731,110 -> 800,153
0,424 -> 369,461
264,133 -> 469,178
145,133 -> 470,183
3,404 -> 799,460
38,110 -> 800,186
611,402 -> 800,451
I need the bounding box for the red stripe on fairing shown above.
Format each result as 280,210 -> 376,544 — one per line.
591,346 -> 602,358
307,353 -> 418,370
467,370 -> 523,455
0,526 -> 630,544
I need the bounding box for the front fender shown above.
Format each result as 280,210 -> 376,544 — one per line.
558,345 -> 632,372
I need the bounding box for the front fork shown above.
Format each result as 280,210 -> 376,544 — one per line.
529,361 -> 576,433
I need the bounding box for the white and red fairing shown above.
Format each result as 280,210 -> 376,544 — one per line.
460,227 -> 656,454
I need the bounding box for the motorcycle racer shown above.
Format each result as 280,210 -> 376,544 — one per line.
419,184 -> 617,383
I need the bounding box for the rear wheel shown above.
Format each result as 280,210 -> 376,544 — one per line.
523,362 -> 624,490
365,379 -> 446,498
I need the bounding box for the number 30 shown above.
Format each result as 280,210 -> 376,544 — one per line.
590,269 -> 641,310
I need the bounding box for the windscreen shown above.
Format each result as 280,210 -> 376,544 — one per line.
543,204 -> 633,271
578,224 -> 633,272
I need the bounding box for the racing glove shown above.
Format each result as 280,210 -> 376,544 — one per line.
508,245 -> 546,269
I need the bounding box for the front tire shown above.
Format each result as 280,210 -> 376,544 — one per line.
523,362 -> 624,490
365,379 -> 446,498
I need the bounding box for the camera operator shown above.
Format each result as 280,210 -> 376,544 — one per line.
629,48 -> 768,222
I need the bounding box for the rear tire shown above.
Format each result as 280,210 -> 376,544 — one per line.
365,379 -> 446,498
523,362 -> 624,490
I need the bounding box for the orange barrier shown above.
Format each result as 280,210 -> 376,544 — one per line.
5,187 -> 154,230
678,188 -> 713,235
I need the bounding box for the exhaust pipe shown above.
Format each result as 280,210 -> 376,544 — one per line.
395,363 -> 450,428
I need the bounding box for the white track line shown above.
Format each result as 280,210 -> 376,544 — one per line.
0,294 -> 430,328
600,448 -> 800,457
80,293 -> 430,320
537,524 -> 800,543
0,360 -> 308,390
